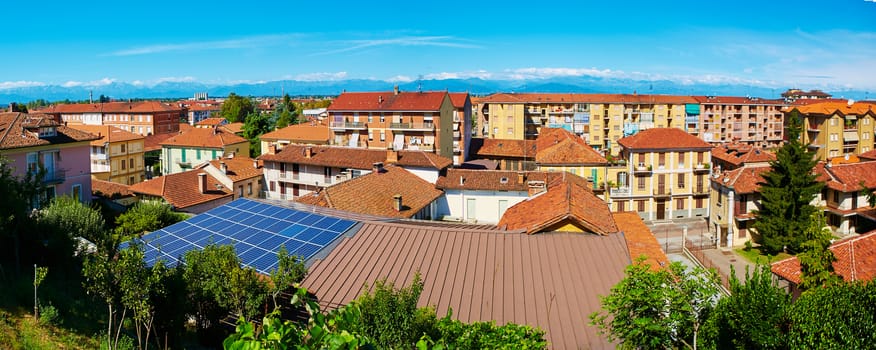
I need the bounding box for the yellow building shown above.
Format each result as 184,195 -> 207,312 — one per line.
69,125 -> 146,185
788,101 -> 876,161
613,128 -> 712,221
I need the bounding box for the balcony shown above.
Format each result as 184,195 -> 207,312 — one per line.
453,131 -> 461,138
694,163 -> 710,173
389,122 -> 434,131
91,153 -> 109,160
43,169 -> 66,184
610,186 -> 631,197
405,144 -> 435,152
329,121 -> 367,130
277,172 -> 300,181
548,108 -> 575,115
633,164 -> 652,175
693,185 -> 709,196
176,159 -> 191,168
653,188 -> 672,198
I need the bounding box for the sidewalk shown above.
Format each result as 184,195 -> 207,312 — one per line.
700,248 -> 756,286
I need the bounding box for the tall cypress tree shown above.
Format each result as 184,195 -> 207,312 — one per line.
753,112 -> 823,254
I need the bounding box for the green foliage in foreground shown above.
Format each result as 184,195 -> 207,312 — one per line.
114,201 -> 187,237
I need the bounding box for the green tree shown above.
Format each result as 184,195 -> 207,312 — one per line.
243,111 -> 273,157
591,258 -> 721,350
115,201 -> 187,238
274,94 -> 300,129
420,311 -> 547,349
269,245 -> 307,310
354,273 -> 439,349
706,264 -> 790,350
39,195 -> 107,247
797,211 -> 841,291
787,281 -> 876,348
220,93 -> 255,123
753,113 -> 823,254
0,155 -> 45,273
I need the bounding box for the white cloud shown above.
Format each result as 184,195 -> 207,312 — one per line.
503,67 -> 617,80
294,72 -> 348,82
423,70 -> 493,80
106,34 -> 301,56
315,36 -> 481,56
155,76 -> 197,84
62,78 -> 116,88
386,75 -> 415,83
0,81 -> 46,90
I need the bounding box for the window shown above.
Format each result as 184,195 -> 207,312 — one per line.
830,133 -> 839,141
617,201 -> 626,212
71,184 -> 82,202
498,200 -> 508,218
697,152 -> 705,165
26,152 -> 38,173
247,183 -> 252,195
506,116 -> 513,124
130,126 -> 135,132
368,130 -> 374,141
129,176 -> 134,184
380,113 -> 385,123
865,118 -> 871,125
617,172 -> 628,187
658,153 -> 665,167
466,198 -> 476,220
506,127 -> 513,135
129,158 -> 134,169
833,190 -> 840,203
120,159 -> 126,170
830,118 -> 837,126
120,144 -> 126,153
270,181 -> 276,192
368,113 -> 373,123
678,173 -> 685,188
637,153 -> 645,165
677,198 -> 685,210
637,200 -> 646,212
380,131 -> 386,141
238,185 -> 244,197
677,152 -> 685,167
695,198 -> 704,208
197,150 -> 202,160
865,133 -> 870,140
637,176 -> 645,190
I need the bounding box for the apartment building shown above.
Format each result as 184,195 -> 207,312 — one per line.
613,128 -> 713,221
196,156 -> 263,201
259,123 -> 332,154
69,125 -> 146,185
180,100 -> 221,125
693,96 -> 786,146
781,88 -> 833,102
709,164 -> 771,248
789,101 -> 876,161
710,142 -> 776,172
475,93 -> 698,155
326,88 -> 463,161
0,112 -> 99,204
159,127 -> 249,175
813,160 -> 876,235
448,92 -> 473,165
259,145 -> 452,200
40,101 -> 185,136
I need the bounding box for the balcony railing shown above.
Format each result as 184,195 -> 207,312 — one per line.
389,122 -> 434,130
329,121 -> 367,129
43,169 -> 66,184
653,188 -> 672,198
277,172 -> 300,181
694,164 -> 710,173
91,153 -> 109,160
610,187 -> 631,197
633,165 -> 652,174
693,186 -> 709,195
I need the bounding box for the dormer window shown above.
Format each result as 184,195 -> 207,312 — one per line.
39,127 -> 57,138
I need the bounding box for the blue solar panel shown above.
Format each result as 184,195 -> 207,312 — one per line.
127,198 -> 360,274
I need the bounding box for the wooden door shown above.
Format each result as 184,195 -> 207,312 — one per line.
656,201 -> 665,220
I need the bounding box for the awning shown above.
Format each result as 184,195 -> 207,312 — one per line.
349,133 -> 359,147
844,131 -> 859,142
685,104 -> 700,114
393,134 -> 405,150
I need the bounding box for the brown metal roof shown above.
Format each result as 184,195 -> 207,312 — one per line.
302,222 -> 630,349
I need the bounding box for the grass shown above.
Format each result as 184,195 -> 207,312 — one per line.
0,309 -> 100,350
734,246 -> 793,264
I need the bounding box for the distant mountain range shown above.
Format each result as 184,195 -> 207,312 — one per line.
1,77 -> 871,104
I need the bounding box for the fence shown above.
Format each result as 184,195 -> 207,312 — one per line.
683,238 -> 731,294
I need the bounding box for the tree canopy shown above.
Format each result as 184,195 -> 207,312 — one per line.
753,113 -> 823,254
220,93 -> 255,123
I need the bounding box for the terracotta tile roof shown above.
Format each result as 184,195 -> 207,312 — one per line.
692,96 -> 786,105
301,221 -> 631,349
129,169 -> 232,209
195,118 -> 227,126
91,178 -> 134,198
0,112 -> 100,150
448,92 -> 470,108
613,211 -> 669,269
41,101 -> 184,114
203,156 -> 262,182
782,89 -> 833,98
786,101 -> 876,116
187,104 -> 221,112
159,127 -> 247,149
498,173 -> 618,234
711,142 -> 775,167
859,149 -> 876,160
535,128 -> 607,165
68,125 -> 144,146
815,161 -> 876,192
618,128 -> 712,150
144,133 -> 176,152
468,138 -> 536,159
221,122 -> 244,134
772,230 -> 876,284
259,123 -> 332,144
328,91 -> 448,111
715,165 -> 771,194
295,165 -> 443,218
478,93 -> 697,104
788,98 -> 849,106
259,145 -> 451,170
436,169 -> 568,191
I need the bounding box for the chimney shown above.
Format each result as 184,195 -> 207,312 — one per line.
253,159 -> 259,169
378,96 -> 384,104
220,161 -> 227,174
8,102 -> 17,112
268,144 -> 277,155
517,172 -> 525,184
386,150 -> 398,163
198,173 -> 207,194
459,176 -> 465,186
393,194 -> 402,211
393,85 -> 399,95
372,162 -> 384,173
305,146 -> 313,158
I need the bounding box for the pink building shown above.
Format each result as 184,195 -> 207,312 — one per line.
0,112 -> 99,204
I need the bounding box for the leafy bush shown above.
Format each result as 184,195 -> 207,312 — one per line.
38,303 -> 59,326
115,201 -> 187,237
418,312 -> 547,349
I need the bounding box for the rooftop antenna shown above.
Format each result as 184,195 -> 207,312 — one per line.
89,90 -> 93,104
417,75 -> 423,93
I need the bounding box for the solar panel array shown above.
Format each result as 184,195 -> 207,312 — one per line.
129,198 -> 358,274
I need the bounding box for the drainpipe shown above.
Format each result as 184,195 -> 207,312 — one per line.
727,189 -> 735,248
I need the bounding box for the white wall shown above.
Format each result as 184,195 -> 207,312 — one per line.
402,167 -> 440,184
436,189 -> 529,224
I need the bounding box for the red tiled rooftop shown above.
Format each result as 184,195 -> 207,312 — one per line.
859,149 -> 876,160
0,112 -> 100,150
448,92 -> 470,108
203,156 -> 262,182
711,142 -> 775,167
498,173 -> 618,235
41,101 -> 184,114
259,123 -> 332,144
259,145 -> 451,170
195,118 -> 227,126
772,230 -> 876,284
129,170 -> 232,209
469,138 -> 536,159
328,91 -> 449,111
221,122 -> 244,134
436,169 -> 571,192
613,212 -> 669,269
296,165 -> 443,218
716,165 -> 771,194
91,178 -> 134,198
159,127 -> 247,149
815,161 -> 876,192
618,128 -> 712,150
786,101 -> 876,116
535,128 -> 607,165
68,125 -> 144,146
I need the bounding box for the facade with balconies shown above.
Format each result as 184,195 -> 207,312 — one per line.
69,125 -> 146,185
614,128 -> 712,221
790,101 -> 876,161
0,111 -> 99,205
694,96 -> 787,146
325,88 -> 464,162
159,127 -> 249,175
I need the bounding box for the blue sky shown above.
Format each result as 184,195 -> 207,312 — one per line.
2,0 -> 875,90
